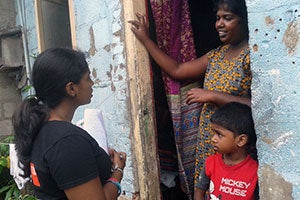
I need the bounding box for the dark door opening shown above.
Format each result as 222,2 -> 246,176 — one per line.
147,0 -> 220,199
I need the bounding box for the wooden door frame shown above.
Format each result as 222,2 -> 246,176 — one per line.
123,0 -> 161,199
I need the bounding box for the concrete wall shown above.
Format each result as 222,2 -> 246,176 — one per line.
0,0 -> 16,32
247,0 -> 300,199
0,72 -> 21,137
0,0 -> 21,137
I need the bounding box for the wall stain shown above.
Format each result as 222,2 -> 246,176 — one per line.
253,44 -> 259,52
92,68 -> 97,78
106,69 -> 112,79
119,63 -> 125,69
260,165 -> 293,200
265,16 -> 275,26
283,20 -> 299,54
88,26 -> 97,56
118,75 -> 123,81
111,82 -> 116,92
103,44 -> 111,52
261,136 -> 273,145
113,29 -> 124,43
106,64 -> 116,92
103,43 -> 117,53
92,68 -> 100,84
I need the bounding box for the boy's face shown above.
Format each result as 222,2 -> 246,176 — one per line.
211,123 -> 239,154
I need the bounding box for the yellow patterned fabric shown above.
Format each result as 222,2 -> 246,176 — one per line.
194,44 -> 252,186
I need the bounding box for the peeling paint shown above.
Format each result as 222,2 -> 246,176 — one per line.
113,29 -> 122,37
261,136 -> 273,145
265,16 -> 275,26
111,82 -> 116,91
260,165 -> 293,200
106,71 -> 112,78
103,44 -> 111,52
119,63 -> 125,69
271,131 -> 293,148
88,26 -> 97,56
92,68 -> 97,78
118,74 -> 123,81
252,44 -> 259,52
262,130 -> 293,149
283,20 -> 299,54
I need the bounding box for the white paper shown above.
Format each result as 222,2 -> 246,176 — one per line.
9,144 -> 29,189
82,109 -> 109,154
160,170 -> 177,188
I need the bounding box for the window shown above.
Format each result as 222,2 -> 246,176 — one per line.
35,0 -> 73,51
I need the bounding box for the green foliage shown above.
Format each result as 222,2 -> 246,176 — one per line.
0,136 -> 37,200
21,85 -> 33,94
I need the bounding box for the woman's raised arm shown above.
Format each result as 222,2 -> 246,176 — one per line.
128,13 -> 208,81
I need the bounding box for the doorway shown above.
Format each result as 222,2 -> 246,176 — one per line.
148,0 -> 220,199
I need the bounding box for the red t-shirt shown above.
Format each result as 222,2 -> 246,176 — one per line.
205,153 -> 258,200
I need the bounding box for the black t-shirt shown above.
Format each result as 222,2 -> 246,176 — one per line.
30,121 -> 111,199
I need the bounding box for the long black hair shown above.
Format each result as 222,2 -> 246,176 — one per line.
214,0 -> 249,39
12,48 -> 89,177
210,102 -> 257,160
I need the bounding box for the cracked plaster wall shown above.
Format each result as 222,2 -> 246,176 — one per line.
68,0 -> 133,196
247,0 -> 300,199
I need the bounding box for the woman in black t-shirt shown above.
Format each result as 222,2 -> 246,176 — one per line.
12,48 -> 126,200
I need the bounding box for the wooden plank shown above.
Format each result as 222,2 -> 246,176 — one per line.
68,0 -> 77,49
34,0 -> 45,52
122,0 -> 161,199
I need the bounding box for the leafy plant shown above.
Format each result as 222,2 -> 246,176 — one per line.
0,136 -> 37,200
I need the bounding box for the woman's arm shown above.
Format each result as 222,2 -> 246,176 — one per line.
128,13 -> 208,80
64,150 -> 126,200
64,177 -> 106,200
64,171 -> 122,200
187,88 -> 251,107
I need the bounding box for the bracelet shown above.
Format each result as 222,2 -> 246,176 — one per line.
107,178 -> 121,196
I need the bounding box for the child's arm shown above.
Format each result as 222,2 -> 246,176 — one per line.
194,188 -> 206,200
194,164 -> 210,200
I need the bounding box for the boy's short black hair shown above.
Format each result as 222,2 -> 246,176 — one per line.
211,102 -> 256,147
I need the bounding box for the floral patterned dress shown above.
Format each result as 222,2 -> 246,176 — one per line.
194,44 -> 252,186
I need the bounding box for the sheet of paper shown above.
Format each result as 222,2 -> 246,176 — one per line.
82,109 -> 109,154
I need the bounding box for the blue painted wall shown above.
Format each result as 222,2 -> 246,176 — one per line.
71,0 -> 133,195
247,0 -> 300,199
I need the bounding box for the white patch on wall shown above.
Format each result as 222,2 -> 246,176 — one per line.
271,131 -> 293,149
269,69 -> 280,76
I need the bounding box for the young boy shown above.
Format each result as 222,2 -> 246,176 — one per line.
194,102 -> 259,200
